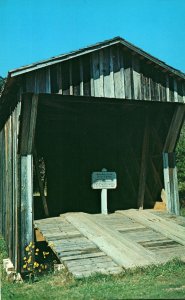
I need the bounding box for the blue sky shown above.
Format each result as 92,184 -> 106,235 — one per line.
0,0 -> 185,77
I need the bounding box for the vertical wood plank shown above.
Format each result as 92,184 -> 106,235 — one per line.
163,105 -> 185,152
58,64 -> 63,94
90,54 -> 95,96
103,48 -> 115,98
166,75 -> 170,102
132,55 -> 141,100
163,152 -> 171,212
79,58 -> 84,96
19,94 -> 38,155
92,51 -> 104,97
163,152 -> 180,215
182,82 -> 185,103
124,51 -> 132,99
21,155 -> 34,272
174,78 -> 178,102
99,50 -> 104,97
45,67 -> 51,93
113,46 -> 125,99
109,48 -> 115,98
69,61 -> 73,95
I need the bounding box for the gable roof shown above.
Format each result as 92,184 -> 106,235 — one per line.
9,36 -> 185,80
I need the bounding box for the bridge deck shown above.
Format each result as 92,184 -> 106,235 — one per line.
34,209 -> 185,278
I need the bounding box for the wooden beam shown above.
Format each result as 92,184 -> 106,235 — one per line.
163,152 -> 180,215
137,114 -> 149,209
163,105 -> 185,152
19,94 -> 38,155
130,146 -> 153,205
20,155 -> 34,273
33,147 -> 49,217
66,212 -> 156,268
150,158 -> 163,190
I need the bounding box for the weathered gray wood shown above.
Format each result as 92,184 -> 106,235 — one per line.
132,55 -> 141,100
182,82 -> 185,103
169,153 -> 180,215
79,58 -> 84,96
163,152 -> 171,212
92,51 -> 104,97
66,212 -> 157,268
166,74 -> 170,102
124,51 -> 132,99
174,78 -> 178,102
163,105 -> 185,152
89,54 -> 95,96
69,61 -> 73,95
117,210 -> 185,245
103,48 -> 115,98
19,94 -> 38,155
113,47 -> 125,98
20,155 -> 34,272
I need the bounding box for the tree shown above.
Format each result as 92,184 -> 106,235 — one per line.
0,76 -> 5,92
176,123 -> 185,202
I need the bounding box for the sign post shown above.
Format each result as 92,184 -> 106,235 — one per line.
91,168 -> 117,214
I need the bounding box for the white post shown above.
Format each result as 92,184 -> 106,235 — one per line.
101,188 -> 108,214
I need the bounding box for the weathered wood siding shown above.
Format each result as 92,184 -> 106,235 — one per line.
22,45 -> 185,102
0,102 -> 21,271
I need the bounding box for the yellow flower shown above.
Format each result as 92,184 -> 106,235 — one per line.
29,242 -> 32,247
36,248 -> 39,252
27,258 -> 31,264
23,257 -> 27,261
23,264 -> 27,269
38,269 -> 41,272
27,267 -> 30,271
25,246 -> 29,251
32,245 -> 35,249
34,262 -> 39,267
45,265 -> 47,269
35,253 -> 38,256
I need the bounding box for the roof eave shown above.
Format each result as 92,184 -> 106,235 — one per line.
8,36 -> 185,80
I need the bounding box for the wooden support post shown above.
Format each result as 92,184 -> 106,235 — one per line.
33,147 -> 49,217
20,155 -> 34,272
19,94 -> 38,155
163,152 -> 180,215
137,114 -> 149,210
163,105 -> 185,153
101,189 -> 108,215
163,105 -> 185,215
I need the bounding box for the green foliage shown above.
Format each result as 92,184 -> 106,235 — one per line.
0,76 -> 5,92
1,234 -> 185,299
176,123 -> 185,201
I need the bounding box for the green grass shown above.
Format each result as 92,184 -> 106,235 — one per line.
1,235 -> 185,299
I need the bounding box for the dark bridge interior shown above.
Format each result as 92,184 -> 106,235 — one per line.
34,94 -> 176,217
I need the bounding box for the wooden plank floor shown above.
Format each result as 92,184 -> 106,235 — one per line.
34,216 -> 123,278
34,209 -> 185,277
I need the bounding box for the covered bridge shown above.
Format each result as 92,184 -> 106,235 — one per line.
0,37 -> 185,274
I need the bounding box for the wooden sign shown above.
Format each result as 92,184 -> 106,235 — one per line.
91,169 -> 117,189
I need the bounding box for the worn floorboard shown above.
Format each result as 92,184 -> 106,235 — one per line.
34,209 -> 185,277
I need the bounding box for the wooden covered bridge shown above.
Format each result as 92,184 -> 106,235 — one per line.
0,37 -> 185,276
